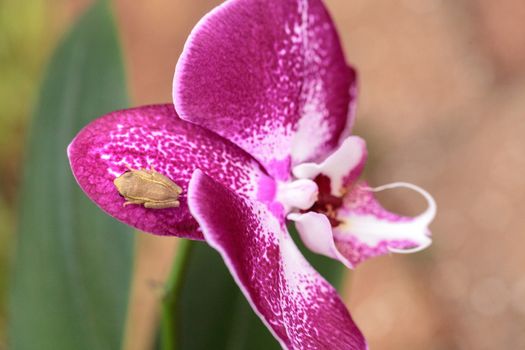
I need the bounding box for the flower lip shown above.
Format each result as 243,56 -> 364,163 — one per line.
291,180 -> 436,268
365,181 -> 436,254
367,182 -> 437,227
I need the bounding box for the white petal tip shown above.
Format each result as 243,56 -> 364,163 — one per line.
388,237 -> 432,254
366,182 -> 437,225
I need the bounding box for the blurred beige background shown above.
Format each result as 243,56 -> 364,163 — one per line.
1,0 -> 524,349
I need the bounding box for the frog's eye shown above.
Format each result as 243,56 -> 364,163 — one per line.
120,171 -> 134,178
113,172 -> 133,191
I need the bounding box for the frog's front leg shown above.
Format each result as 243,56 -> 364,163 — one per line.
144,200 -> 180,209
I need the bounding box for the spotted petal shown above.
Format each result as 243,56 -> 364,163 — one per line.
174,0 -> 356,179
68,104 -> 273,239
188,170 -> 366,349
291,182 -> 436,267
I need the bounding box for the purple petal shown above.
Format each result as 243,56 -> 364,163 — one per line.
293,181 -> 435,267
174,0 -> 356,179
188,170 -> 367,349
68,104 -> 273,239
293,136 -> 367,196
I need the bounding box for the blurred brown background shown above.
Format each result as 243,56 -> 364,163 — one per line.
1,0 -> 524,349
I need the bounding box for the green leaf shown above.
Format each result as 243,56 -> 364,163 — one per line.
9,2 -> 134,350
175,225 -> 343,350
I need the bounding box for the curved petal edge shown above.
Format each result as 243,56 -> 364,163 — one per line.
174,0 -> 356,179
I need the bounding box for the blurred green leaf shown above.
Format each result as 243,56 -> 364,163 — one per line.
9,2 -> 134,350
176,225 -> 343,350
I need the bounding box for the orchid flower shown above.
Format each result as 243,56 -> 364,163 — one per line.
68,0 -> 436,348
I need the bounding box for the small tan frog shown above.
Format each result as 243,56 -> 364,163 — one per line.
113,166 -> 182,209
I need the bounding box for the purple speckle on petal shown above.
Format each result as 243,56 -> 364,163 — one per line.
68,104 -> 272,239
174,0 -> 356,178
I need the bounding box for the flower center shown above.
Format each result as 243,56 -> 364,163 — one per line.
308,174 -> 344,227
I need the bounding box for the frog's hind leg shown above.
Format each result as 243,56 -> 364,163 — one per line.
144,200 -> 180,209
123,199 -> 143,207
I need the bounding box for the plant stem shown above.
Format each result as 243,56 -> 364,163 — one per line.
161,238 -> 194,350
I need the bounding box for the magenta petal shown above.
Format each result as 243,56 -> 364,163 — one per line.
68,104 -> 272,239
188,170 -> 366,349
174,0 -> 356,179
